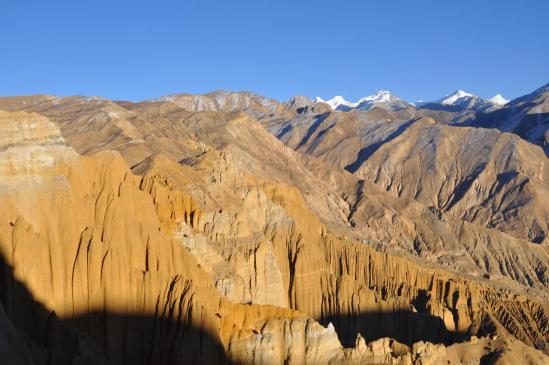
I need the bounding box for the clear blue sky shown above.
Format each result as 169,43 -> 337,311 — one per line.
1,0 -> 548,102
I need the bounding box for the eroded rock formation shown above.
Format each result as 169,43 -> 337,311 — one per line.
0,101 -> 547,365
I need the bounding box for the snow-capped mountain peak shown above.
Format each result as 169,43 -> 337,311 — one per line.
315,95 -> 355,110
489,94 -> 509,106
428,90 -> 507,112
355,90 -> 412,111
315,91 -> 395,110
357,90 -> 392,104
316,90 -> 411,112
439,90 -> 475,105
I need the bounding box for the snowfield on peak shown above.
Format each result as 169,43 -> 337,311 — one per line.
315,95 -> 356,110
356,90 -> 393,104
438,90 -> 475,105
315,90 -> 410,111
489,94 -> 509,106
431,90 -> 508,112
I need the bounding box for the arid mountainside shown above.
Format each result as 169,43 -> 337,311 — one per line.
0,90 -> 548,365
141,90 -> 290,120
5,94 -> 549,298
351,119 -> 549,243
467,83 -> 549,155
270,96 -> 549,244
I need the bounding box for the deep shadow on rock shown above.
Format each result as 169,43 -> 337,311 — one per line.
0,253 -> 233,365
321,308 -> 471,348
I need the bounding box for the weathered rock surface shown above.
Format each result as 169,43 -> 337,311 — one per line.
0,99 -> 547,365
0,110 -> 76,185
143,89 -> 291,121
469,82 -> 549,156
261,99 -> 549,298
352,119 -> 549,243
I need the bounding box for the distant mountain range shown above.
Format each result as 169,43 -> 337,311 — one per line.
314,90 -> 411,112
1,81 -> 549,364
313,89 -> 510,113
463,82 -> 549,153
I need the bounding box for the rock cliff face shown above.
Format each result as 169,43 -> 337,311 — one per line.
260,100 -> 549,298
0,110 -> 75,184
0,100 -> 547,364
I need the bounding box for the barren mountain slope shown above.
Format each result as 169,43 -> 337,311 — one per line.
0,110 -> 547,364
0,110 -> 391,364
346,178 -> 549,296
252,104 -> 549,295
352,118 -> 549,245
142,89 -> 292,120
13,96 -> 353,229
3,95 -> 549,297
265,106 -> 417,169
268,100 -> 549,245
469,82 -> 549,155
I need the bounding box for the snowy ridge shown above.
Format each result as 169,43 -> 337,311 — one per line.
315,96 -> 356,110
489,94 -> 509,106
315,90 -> 410,111
356,90 -> 392,104
432,90 -> 509,112
438,90 -> 474,105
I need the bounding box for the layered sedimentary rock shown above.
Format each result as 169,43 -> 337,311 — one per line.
3,96 -> 548,298
0,110 -> 75,184
0,162 -> 221,363
267,105 -> 549,245
0,111 -> 220,363
0,101 -> 548,364
259,103 -> 549,297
